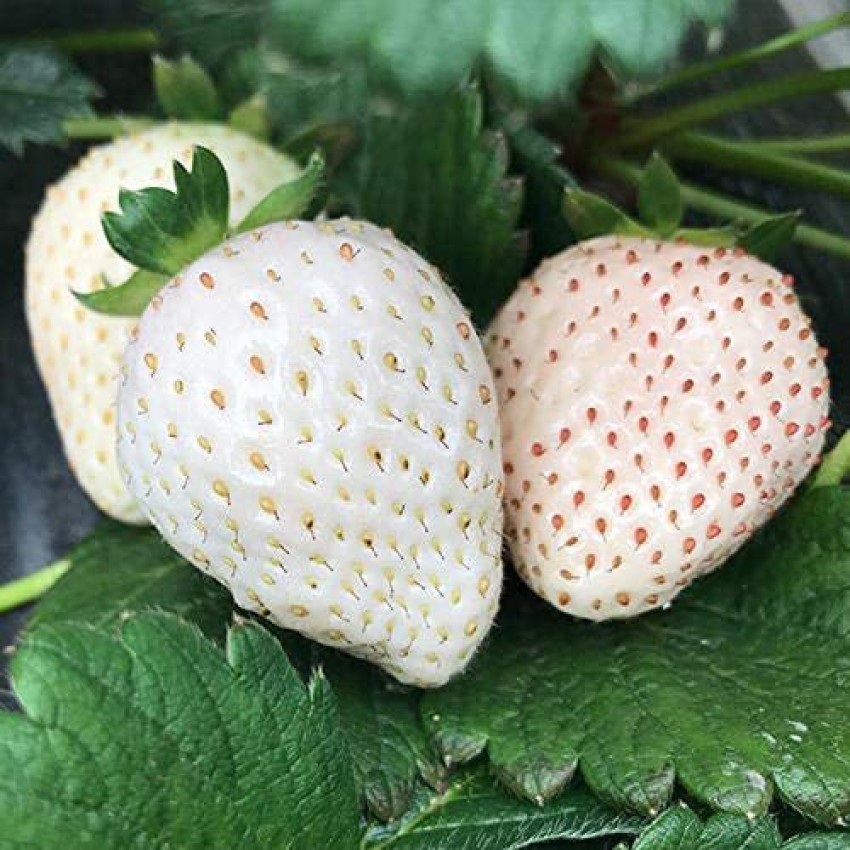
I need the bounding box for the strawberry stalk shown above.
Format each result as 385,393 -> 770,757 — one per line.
659,131 -> 850,201
628,11 -> 850,102
609,67 -> 850,151
4,27 -> 159,54
722,133 -> 850,157
62,116 -> 155,140
812,432 -> 850,489
596,155 -> 850,260
0,560 -> 70,615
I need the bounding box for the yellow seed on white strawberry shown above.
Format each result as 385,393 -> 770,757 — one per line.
117,218 -> 504,686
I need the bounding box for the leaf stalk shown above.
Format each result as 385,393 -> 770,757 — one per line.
0,560 -> 70,615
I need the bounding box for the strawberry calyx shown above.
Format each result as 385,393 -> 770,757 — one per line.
568,152 -> 800,259
74,146 -> 324,316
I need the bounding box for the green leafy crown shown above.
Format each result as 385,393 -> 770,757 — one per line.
567,152 -> 801,261
75,145 -> 325,317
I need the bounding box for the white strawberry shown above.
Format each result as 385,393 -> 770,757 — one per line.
488,235 -> 830,621
25,122 -> 300,522
116,218 -> 504,686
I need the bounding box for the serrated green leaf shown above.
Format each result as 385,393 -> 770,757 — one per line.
153,55 -> 222,120
266,0 -> 734,107
638,153 -> 683,236
740,212 -> 802,262
101,145 -> 229,278
30,522 -> 435,822
74,269 -> 169,317
632,805 -> 850,850
29,521 -> 232,640
633,805 -> 781,850
0,614 -> 361,848
563,188 -> 648,240
424,487 -> 850,824
236,149 -> 324,233
260,45 -> 370,142
363,768 -> 644,849
0,47 -> 98,154
344,86 -> 525,325
506,122 -> 577,264
784,834 -> 850,849
146,0 -> 266,68
312,651 -> 445,821
590,0 -> 734,84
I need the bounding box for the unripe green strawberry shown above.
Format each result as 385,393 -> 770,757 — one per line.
25,123 -> 299,522
488,236 -> 830,620
117,219 -> 504,686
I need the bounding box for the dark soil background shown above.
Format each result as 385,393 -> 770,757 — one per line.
2,0 -> 849,709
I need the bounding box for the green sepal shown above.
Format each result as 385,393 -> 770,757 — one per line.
576,153 -> 802,258
674,226 -> 738,247
87,147 -> 324,317
153,55 -> 222,120
236,149 -> 325,233
101,145 -> 230,276
739,210 -> 801,261
73,269 -> 169,317
638,152 -> 683,236
563,188 -> 649,240
227,94 -> 271,140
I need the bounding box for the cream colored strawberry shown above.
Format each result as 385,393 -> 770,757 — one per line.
25,123 -> 299,522
488,236 -> 830,621
116,219 -> 504,686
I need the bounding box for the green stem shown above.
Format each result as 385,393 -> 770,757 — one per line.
631,12 -> 850,101
812,432 -> 850,488
5,27 -> 159,54
610,67 -> 850,150
63,115 -> 155,140
595,155 -> 850,260
0,560 -> 70,615
660,131 -> 850,200
734,133 -> 850,156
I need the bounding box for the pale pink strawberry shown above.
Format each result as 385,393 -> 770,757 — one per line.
487,235 -> 830,620
25,122 -> 299,522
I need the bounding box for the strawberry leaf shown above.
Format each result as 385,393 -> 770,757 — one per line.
740,212 -> 802,262
0,47 -> 98,154
290,646 -> 446,821
638,152 -> 683,236
29,522 -> 232,639
343,86 -> 525,325
634,805 -> 782,850
153,55 -> 223,120
27,522 -> 436,822
101,145 -> 229,276
563,188 -> 648,240
362,767 -> 644,850
260,46 -> 370,143
633,804 -> 850,850
424,486 -> 850,824
74,269 -> 169,317
236,149 -> 324,232
0,614 -> 362,848
146,0 -> 266,68
506,122 -> 577,265
266,0 -> 734,107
